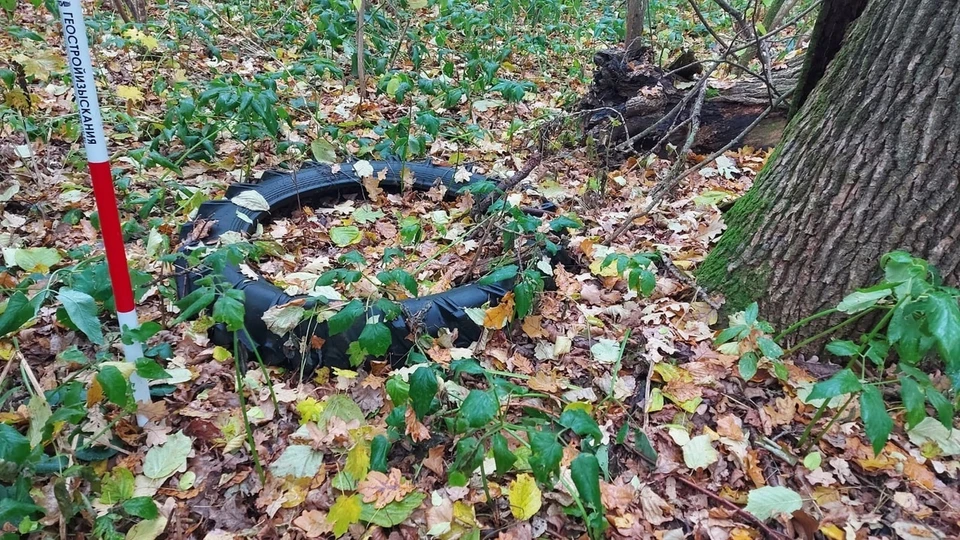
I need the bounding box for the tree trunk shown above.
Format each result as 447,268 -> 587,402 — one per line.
788,0 -> 868,118
624,0 -> 646,58
698,0 -> 960,340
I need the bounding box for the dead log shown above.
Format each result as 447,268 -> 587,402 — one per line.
580,48 -> 800,155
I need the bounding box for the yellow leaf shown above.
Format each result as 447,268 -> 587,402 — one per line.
819,524 -> 845,540
483,292 -> 515,329
563,402 -> 593,414
87,378 -> 104,407
212,346 -> 232,362
296,397 -> 325,424
326,494 -> 362,536
13,52 -> 63,82
333,367 -> 358,379
507,474 -> 542,520
589,257 -> 620,278
122,28 -> 158,50
116,85 -> 144,102
344,441 -> 370,481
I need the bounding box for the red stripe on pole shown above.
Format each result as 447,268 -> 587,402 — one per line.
88,161 -> 136,313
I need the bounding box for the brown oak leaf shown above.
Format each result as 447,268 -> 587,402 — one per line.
357,469 -> 414,509
293,509 -> 332,538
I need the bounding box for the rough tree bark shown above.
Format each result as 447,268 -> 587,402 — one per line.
788,0 -> 868,118
624,0 -> 646,58
698,0 -> 960,341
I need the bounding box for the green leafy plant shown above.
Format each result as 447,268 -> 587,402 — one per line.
384,358 -> 609,538
717,251 -> 959,455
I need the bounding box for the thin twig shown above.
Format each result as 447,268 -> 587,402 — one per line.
688,0 -> 729,50
663,0 -> 823,78
0,352 -> 19,391
622,430 -> 793,539
672,474 -> 793,540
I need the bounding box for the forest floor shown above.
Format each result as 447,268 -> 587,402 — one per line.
0,0 -> 957,539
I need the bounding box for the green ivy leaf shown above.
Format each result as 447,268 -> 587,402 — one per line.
99,467 -> 135,505
346,341 -> 367,366
358,321 -> 391,357
398,216 -> 422,245
738,351 -> 759,380
330,226 -> 363,247
57,288 -> 104,345
121,497 -> 158,519
97,366 -> 129,408
807,368 -> 862,401
492,433 -> 517,475
360,492 -> 426,527
172,287 -> 215,325
744,302 -> 759,325
478,265 -> 518,285
0,424 -> 31,466
450,358 -> 485,377
370,435 -> 390,473
860,385 -> 893,455
353,205 -> 385,224
925,291 -> 960,381
558,409 -> 602,447
385,377 -> 409,406
135,358 -> 171,380
212,290 -> 245,331
548,214 -> 583,232
755,337 -> 782,359
837,288 -> 891,313
527,429 -> 562,484
514,280 -> 536,319
376,299 -> 402,321
328,299 -> 364,336
900,376 -> 925,429
122,321 -> 163,345
570,453 -> 603,512
0,292 -> 37,338
377,269 -> 418,297
456,390 -> 497,431
825,340 -> 860,357
452,436 -> 483,476
409,366 -> 438,420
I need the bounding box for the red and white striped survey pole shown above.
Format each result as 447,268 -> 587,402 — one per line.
58,0 -> 152,424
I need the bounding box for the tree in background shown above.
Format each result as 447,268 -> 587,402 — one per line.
624,0 -> 646,57
699,0 -> 960,338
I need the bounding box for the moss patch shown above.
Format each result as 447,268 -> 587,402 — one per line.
697,161 -> 777,312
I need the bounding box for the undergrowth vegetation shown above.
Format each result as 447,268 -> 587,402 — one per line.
1,0 -> 957,538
